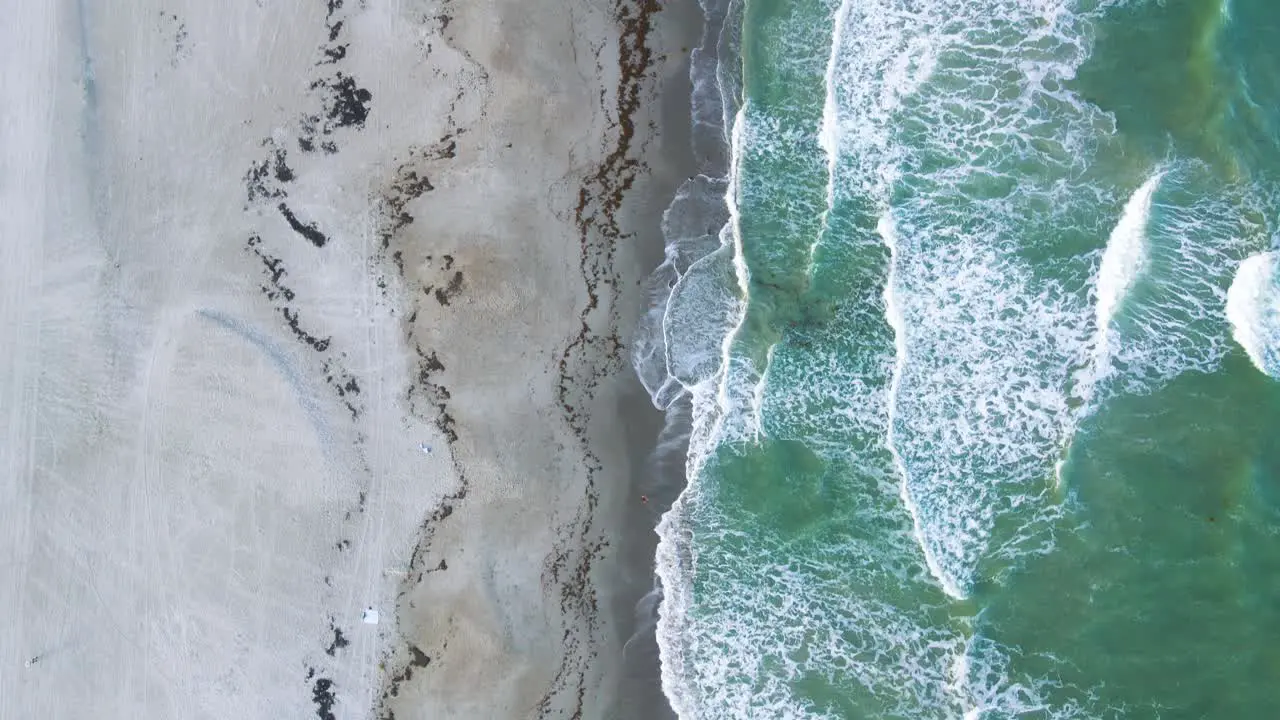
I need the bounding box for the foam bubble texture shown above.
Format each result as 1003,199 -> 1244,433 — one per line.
1099,166 -> 1268,395
1228,250 -> 1280,377
821,0 -> 1120,598
644,0 -> 1279,717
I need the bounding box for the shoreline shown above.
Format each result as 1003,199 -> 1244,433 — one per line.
609,0 -> 704,715
621,0 -> 739,716
594,0 -> 715,716
632,0 -> 741,715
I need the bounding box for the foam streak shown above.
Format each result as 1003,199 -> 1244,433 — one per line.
1093,171 -> 1163,370
879,213 -> 965,599
1228,251 -> 1280,377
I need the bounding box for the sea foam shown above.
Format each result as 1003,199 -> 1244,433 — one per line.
1098,166 -> 1266,396
1093,172 -> 1163,369
644,0 -> 1231,716
823,0 -> 1112,601
1228,251 -> 1280,377
820,0 -> 1124,713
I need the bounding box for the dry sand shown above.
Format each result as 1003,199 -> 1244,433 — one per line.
1,0 -> 692,717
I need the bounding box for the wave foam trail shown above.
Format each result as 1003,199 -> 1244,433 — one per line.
879,213 -> 962,600
820,0 -> 1116,600
1092,172 -> 1163,372
1099,168 -> 1267,396
633,185 -> 729,406
703,0 -> 1126,713
649,0 -> 1211,715
1228,251 -> 1280,377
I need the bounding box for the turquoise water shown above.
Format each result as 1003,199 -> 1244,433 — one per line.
638,0 -> 1280,716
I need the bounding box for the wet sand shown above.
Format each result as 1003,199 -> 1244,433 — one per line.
610,1 -> 704,717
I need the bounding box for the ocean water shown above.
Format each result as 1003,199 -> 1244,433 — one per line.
635,0 -> 1280,717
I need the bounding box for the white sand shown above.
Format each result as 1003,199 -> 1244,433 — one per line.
1,0 -> 682,717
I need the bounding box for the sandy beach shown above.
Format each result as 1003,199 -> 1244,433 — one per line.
1,0 -> 693,718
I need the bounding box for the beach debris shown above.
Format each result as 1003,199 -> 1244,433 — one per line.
24,655 -> 41,668
362,607 -> 380,625
640,495 -> 649,504
418,442 -> 432,455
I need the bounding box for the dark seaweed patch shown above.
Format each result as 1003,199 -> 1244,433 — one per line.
433,271 -> 463,306
393,171 -> 434,198
383,644 -> 432,700
321,44 -> 348,64
277,203 -> 330,248
408,346 -> 454,443
246,235 -> 297,302
373,138 -> 453,247
312,73 -> 373,130
324,621 -> 349,656
245,231 -> 366,429
245,159 -> 284,204
298,113 -> 321,153
420,350 -> 445,373
312,677 -> 337,720
245,141 -> 295,205
281,307 -> 331,352
273,148 -> 295,182
322,358 -> 363,417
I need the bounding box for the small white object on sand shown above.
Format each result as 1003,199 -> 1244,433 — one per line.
362,607 -> 380,625
418,443 -> 432,455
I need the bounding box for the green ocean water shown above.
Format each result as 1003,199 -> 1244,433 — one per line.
651,0 -> 1280,717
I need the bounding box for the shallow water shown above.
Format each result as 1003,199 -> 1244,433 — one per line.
641,0 -> 1280,716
